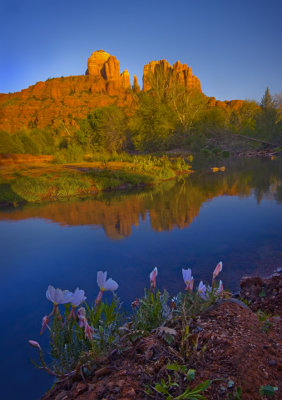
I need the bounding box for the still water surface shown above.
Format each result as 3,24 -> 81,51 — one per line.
0,158 -> 281,399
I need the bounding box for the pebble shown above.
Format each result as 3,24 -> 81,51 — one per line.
268,359 -> 277,366
54,392 -> 68,400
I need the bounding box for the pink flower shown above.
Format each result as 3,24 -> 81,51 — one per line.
150,267 -> 158,289
216,280 -> 224,295
95,271 -> 118,305
28,340 -> 41,350
40,315 -> 50,334
212,262 -> 223,282
77,307 -> 94,340
131,298 -> 140,308
182,268 -> 194,292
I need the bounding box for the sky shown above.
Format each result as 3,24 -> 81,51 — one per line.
0,0 -> 281,101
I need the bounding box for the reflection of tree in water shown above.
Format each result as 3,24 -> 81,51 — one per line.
0,159 -> 281,239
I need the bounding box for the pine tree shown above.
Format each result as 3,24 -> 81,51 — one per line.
260,87 -> 273,109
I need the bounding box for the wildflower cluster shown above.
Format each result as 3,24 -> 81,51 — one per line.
29,262 -> 226,379
29,271 -> 119,378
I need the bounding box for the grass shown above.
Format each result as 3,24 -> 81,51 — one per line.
0,156 -> 192,205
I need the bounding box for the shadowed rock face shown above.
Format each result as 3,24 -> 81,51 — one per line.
143,59 -> 201,92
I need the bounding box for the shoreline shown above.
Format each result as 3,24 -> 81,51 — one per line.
1,152 -> 281,209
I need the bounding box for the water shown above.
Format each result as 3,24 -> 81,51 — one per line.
0,158 -> 281,399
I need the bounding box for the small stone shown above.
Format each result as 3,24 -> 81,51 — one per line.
219,385 -> 227,394
195,326 -> 203,332
123,387 -> 136,397
95,366 -> 112,377
75,383 -> 87,395
268,359 -> 277,366
54,392 -> 68,400
227,380 -> 235,388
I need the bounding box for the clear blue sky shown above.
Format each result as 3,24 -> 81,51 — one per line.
0,0 -> 281,101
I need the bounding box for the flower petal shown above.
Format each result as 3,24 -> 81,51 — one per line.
46,285 -> 55,303
103,278 -> 118,291
150,267 -> 158,281
97,271 -> 107,289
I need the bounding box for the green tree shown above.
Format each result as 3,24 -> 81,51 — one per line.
260,87 -> 273,109
129,93 -> 176,151
228,100 -> 259,135
256,88 -> 278,141
0,131 -> 24,154
78,106 -> 128,153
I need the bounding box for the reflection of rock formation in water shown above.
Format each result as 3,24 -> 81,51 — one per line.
0,197 -> 146,240
0,159 -> 281,239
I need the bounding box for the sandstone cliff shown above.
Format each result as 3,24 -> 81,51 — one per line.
143,59 -> 201,92
0,50 -> 243,133
133,75 -> 141,93
86,50 -> 131,94
0,50 -> 134,133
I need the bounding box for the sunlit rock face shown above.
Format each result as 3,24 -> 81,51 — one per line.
142,59 -> 201,92
0,50 -> 133,133
133,75 -> 141,93
0,49 -> 245,133
86,50 -> 130,94
86,50 -> 111,76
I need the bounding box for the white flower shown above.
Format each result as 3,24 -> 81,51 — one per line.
97,271 -> 118,292
182,268 -> 194,292
69,288 -> 86,307
198,281 -> 211,300
46,285 -> 72,305
96,271 -> 118,305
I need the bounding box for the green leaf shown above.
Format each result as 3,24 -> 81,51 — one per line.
167,363 -> 181,372
190,380 -> 211,393
259,289 -> 266,298
259,385 -> 278,397
154,384 -> 170,395
187,369 -> 195,381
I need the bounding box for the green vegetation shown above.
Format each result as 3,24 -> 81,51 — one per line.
1,86 -> 281,160
151,365 -> 210,400
256,309 -> 274,333
29,265 -> 224,381
0,154 -> 192,205
259,385 -> 278,398
1,81 -> 281,208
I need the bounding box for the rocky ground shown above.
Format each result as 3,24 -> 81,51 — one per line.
42,271 -> 281,400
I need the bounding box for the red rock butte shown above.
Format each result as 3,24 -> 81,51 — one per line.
86,50 -> 131,94
143,59 -> 201,92
0,50 -> 243,133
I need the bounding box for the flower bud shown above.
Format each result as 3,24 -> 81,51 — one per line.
28,340 -> 41,350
